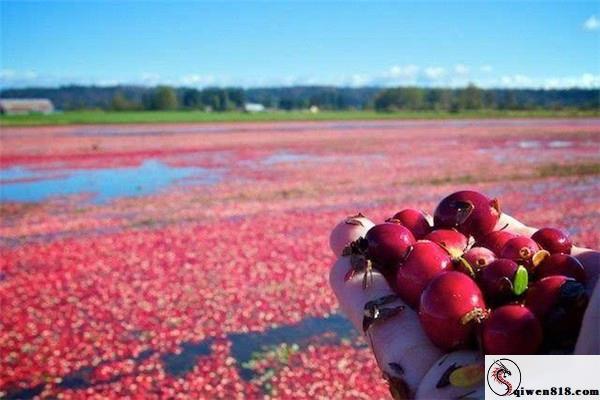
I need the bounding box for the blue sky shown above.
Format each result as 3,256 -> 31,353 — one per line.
1,1 -> 599,88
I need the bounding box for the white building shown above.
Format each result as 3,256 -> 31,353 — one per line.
244,103 -> 265,113
0,99 -> 54,115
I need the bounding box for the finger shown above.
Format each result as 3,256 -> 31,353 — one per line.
416,351 -> 484,399
571,249 -> 600,294
329,257 -> 442,398
494,212 -> 536,236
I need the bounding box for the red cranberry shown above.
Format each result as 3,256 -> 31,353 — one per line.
482,305 -> 542,355
535,254 -> 586,283
500,236 -> 542,272
476,230 -> 516,256
452,246 -> 496,278
364,223 -> 416,274
463,247 -> 496,272
419,271 -> 487,351
390,209 -> 432,240
478,259 -> 527,305
531,227 -> 572,255
423,229 -> 468,259
433,190 -> 500,240
524,276 -> 588,348
394,240 -> 452,308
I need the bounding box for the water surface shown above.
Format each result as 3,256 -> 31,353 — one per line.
0,160 -> 221,204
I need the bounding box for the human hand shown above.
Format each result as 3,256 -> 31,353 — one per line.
329,212 -> 599,399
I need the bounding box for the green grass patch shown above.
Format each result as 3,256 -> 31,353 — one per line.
1,109 -> 598,127
415,161 -> 600,186
537,162 -> 600,178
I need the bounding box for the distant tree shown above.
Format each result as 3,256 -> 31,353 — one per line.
201,88 -> 238,111
459,83 -> 483,110
498,90 -> 517,110
449,99 -> 461,113
146,86 -> 178,110
2,85 -> 599,112
226,88 -> 246,108
278,98 -> 294,110
483,90 -> 496,109
400,87 -> 425,110
374,87 -> 425,111
110,92 -> 138,111
182,89 -> 202,109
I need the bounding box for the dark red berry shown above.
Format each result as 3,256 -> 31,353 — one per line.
482,305 -> 542,355
531,227 -> 572,255
478,259 -> 528,305
419,271 -> 487,351
535,254 -> 586,283
476,230 -> 516,256
394,240 -> 452,308
364,223 -> 416,274
524,276 -> 588,348
500,236 -> 542,272
433,190 -> 500,240
423,229 -> 468,259
390,209 -> 432,240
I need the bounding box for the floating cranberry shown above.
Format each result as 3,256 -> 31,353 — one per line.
364,223 -> 416,274
389,209 -> 432,240
394,240 -> 452,308
524,276 -> 589,348
329,213 -> 375,256
482,305 -> 542,355
476,230 -> 516,256
419,272 -> 487,351
433,190 -> 500,240
531,227 -> 572,255
535,254 -> 586,283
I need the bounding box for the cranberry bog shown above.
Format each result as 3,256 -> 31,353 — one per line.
1,119 -> 599,399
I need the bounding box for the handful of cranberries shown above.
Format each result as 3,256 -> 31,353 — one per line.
330,190 -> 589,355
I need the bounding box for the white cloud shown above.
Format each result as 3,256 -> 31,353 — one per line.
345,74 -> 370,87
583,15 -> 600,31
580,73 -> 600,87
139,72 -> 161,85
2,65 -> 599,90
454,64 -> 469,75
0,69 -> 37,80
500,74 -> 533,87
179,74 -> 215,87
542,73 -> 600,89
0,69 -> 41,87
387,64 -> 420,79
97,79 -> 120,86
0,69 -> 16,79
495,73 -> 600,89
424,67 -> 446,80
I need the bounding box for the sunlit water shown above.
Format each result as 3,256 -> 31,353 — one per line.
0,160 -> 221,204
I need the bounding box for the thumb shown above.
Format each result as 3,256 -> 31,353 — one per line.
494,212 -> 537,237
329,256 -> 441,398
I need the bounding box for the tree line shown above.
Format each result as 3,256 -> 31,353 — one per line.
1,84 -> 598,112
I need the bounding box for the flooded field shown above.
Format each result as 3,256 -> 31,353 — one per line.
1,119 -> 600,398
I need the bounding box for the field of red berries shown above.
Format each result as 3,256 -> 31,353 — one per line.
1,119 -> 599,399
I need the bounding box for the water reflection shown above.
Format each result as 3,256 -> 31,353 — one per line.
0,160 -> 221,204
